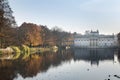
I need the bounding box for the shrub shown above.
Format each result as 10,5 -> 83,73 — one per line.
10,46 -> 21,59
20,45 -> 30,59
0,50 -> 2,55
10,46 -> 21,53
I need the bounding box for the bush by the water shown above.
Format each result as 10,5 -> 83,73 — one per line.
0,50 -> 2,55
10,46 -> 21,53
20,45 -> 30,59
10,46 -> 21,59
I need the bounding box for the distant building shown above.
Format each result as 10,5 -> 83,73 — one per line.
74,30 -> 118,48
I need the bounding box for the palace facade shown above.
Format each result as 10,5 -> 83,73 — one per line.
74,30 -> 118,48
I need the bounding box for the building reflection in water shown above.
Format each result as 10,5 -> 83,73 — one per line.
73,48 -> 116,65
117,48 -> 120,63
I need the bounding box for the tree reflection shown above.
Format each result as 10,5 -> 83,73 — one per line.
0,60 -> 16,80
0,49 -> 74,80
0,48 -> 119,80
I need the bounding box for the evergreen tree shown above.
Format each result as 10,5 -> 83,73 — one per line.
0,0 -> 17,48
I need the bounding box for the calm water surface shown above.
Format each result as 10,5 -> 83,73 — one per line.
0,48 -> 120,80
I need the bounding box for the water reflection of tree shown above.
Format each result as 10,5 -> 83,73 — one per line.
0,49 -> 74,80
0,60 -> 16,80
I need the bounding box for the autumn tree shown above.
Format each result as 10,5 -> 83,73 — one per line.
50,26 -> 73,47
18,23 -> 42,46
18,22 -> 73,47
0,0 -> 16,48
40,25 -> 50,47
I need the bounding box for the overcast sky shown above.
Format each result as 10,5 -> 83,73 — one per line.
9,0 -> 120,34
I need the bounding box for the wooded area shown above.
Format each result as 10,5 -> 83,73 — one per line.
0,0 -> 73,48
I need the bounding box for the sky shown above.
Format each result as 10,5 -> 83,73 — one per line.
9,0 -> 120,34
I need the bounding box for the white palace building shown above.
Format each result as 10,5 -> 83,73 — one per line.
74,30 -> 118,48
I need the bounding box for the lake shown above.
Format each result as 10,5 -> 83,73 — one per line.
0,48 -> 120,80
